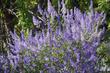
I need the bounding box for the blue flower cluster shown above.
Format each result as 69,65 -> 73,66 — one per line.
1,0 -> 106,73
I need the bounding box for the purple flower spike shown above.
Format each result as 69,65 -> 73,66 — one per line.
32,16 -> 39,25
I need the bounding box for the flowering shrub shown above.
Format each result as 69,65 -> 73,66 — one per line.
1,0 -> 106,73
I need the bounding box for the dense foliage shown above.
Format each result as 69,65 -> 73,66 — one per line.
0,0 -> 110,73
0,0 -> 108,73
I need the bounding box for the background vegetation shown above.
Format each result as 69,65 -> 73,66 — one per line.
0,0 -> 110,72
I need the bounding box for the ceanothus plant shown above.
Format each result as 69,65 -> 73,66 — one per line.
5,0 -> 106,73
